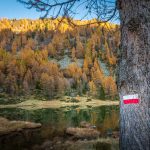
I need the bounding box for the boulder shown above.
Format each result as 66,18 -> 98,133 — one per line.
66,127 -> 100,140
0,117 -> 41,136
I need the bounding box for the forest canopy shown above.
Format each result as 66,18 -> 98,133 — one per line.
0,18 -> 119,100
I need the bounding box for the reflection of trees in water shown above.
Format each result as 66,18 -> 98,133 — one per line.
100,110 -> 119,134
0,106 -> 119,136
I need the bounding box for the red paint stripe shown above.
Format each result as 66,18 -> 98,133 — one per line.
123,99 -> 139,104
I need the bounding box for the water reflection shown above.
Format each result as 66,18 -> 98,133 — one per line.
0,105 -> 119,150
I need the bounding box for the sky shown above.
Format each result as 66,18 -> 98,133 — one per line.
0,0 -> 86,20
0,0 -> 42,19
0,0 -> 119,24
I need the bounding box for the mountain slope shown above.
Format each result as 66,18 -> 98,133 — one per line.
0,18 -> 120,100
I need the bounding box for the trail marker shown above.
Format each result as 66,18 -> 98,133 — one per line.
123,94 -> 139,104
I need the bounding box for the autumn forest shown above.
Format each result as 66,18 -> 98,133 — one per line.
0,18 -> 120,100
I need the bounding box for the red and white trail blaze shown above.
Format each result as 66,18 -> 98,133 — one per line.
123,94 -> 139,104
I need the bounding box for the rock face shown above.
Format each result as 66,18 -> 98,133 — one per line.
66,127 -> 100,139
0,117 -> 41,136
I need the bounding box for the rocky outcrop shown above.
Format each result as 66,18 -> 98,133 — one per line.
66,127 -> 100,140
0,117 -> 41,136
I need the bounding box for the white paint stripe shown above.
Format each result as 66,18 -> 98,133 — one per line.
123,94 -> 138,100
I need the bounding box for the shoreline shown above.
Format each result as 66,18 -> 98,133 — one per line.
0,96 -> 119,110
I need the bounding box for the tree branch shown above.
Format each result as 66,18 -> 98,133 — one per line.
17,0 -> 118,25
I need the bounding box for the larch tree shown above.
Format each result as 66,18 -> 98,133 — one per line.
18,0 -> 150,149
71,47 -> 76,61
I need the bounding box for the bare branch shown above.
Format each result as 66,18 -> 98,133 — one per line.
17,0 -> 118,25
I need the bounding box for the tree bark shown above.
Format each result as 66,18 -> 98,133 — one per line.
117,0 -> 150,150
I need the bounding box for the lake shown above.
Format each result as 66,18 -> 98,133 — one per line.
0,105 -> 119,150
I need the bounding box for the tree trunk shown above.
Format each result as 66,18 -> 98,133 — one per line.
117,0 -> 150,150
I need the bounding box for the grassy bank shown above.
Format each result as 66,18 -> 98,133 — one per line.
0,96 -> 119,110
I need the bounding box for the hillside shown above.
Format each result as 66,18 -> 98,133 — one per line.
0,18 -> 120,100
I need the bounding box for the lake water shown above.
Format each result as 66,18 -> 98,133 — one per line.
0,105 -> 119,150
